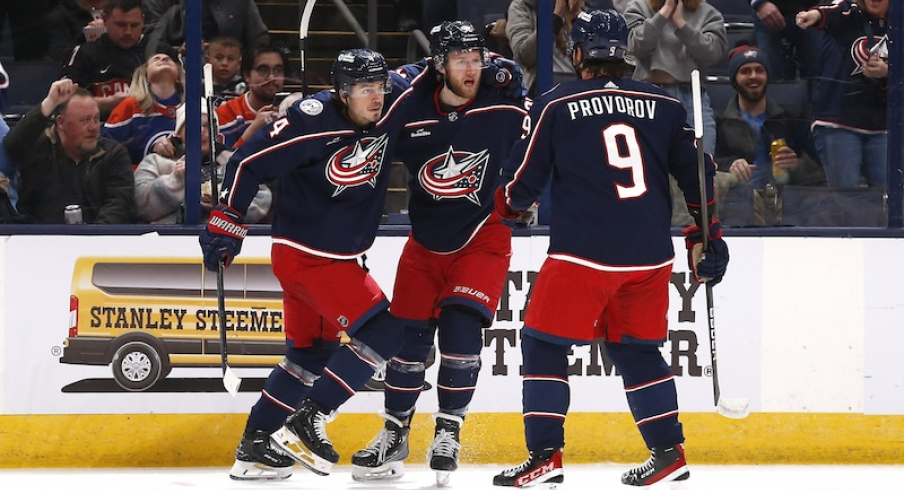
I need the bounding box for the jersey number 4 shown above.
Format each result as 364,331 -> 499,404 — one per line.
603,123 -> 647,199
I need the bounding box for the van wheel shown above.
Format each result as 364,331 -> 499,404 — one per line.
111,341 -> 163,391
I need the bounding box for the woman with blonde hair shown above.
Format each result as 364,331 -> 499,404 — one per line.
104,44 -> 185,165
134,99 -> 271,224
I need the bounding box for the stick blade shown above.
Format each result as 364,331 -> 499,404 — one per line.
716,397 -> 750,419
223,366 -> 242,397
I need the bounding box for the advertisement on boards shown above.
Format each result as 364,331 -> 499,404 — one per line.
0,233 -> 762,415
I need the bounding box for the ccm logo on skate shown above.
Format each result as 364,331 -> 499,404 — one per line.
515,461 -> 557,486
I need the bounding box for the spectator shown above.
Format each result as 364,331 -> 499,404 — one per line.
0,0 -> 51,60
717,47 -> 823,189
624,0 -> 727,154
205,36 -> 246,107
625,0 -> 728,226
506,0 -> 584,97
143,0 -> 269,58
46,0 -> 108,62
0,61 -> 21,215
216,45 -> 288,148
62,0 -> 148,118
2,79 -> 135,224
134,99 -> 271,224
797,0 -> 888,189
751,0 -> 823,81
104,46 -> 185,165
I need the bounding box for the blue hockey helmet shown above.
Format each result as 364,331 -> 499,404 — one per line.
568,9 -> 628,62
429,20 -> 487,66
331,48 -> 391,96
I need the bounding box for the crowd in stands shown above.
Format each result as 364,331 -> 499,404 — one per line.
0,0 -> 892,226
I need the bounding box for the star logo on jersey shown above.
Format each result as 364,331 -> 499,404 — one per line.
850,35 -> 887,76
326,133 -> 388,197
417,147 -> 489,205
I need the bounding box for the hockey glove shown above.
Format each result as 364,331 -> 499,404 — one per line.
199,205 -> 247,272
683,219 -> 729,286
494,186 -> 524,220
482,56 -> 527,100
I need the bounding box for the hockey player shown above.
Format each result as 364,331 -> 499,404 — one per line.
491,9 -> 729,489
349,21 -> 528,486
201,48 -> 421,480
201,47 -> 525,481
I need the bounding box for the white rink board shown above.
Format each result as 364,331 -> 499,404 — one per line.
0,233 -> 902,415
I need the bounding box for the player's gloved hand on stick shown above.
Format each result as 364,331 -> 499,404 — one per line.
494,186 -> 538,226
482,56 -> 527,100
199,205 -> 248,272
683,219 -> 729,286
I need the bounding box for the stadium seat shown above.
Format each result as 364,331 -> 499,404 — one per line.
1,61 -> 62,119
708,0 -> 755,25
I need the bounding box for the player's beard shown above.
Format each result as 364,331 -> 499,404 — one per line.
444,74 -> 478,101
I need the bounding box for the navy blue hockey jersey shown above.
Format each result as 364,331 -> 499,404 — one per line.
500,77 -> 715,268
810,1 -> 888,132
395,70 -> 528,253
219,71 -> 430,258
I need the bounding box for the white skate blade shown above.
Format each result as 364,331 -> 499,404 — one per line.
716,396 -> 750,419
228,459 -> 292,481
351,461 -> 405,482
436,470 -> 451,487
269,426 -> 334,476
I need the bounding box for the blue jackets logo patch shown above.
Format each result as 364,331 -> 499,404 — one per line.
326,133 -> 389,197
418,147 -> 489,205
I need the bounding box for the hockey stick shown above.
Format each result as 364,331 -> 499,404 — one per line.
690,70 -> 748,419
204,64 -> 242,397
299,0 -> 317,95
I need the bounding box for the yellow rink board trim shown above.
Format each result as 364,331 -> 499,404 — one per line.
1,413 -> 903,468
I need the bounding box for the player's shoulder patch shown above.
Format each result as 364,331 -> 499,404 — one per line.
299,98 -> 323,116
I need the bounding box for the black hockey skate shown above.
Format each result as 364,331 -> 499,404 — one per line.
427,413 -> 463,486
493,447 -> 564,487
351,413 -> 410,482
621,443 -> 689,488
229,429 -> 295,481
269,399 -> 339,476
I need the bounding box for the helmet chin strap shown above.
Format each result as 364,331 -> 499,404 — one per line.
571,48 -> 585,79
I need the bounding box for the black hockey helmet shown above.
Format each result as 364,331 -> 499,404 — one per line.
568,9 -> 628,62
330,48 -> 391,97
429,20 -> 487,67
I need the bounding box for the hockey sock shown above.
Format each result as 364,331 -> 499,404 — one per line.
309,309 -> 406,411
246,341 -> 340,433
435,306 -> 485,416
384,320 -> 435,420
604,341 -> 684,448
521,332 -> 571,451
